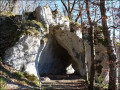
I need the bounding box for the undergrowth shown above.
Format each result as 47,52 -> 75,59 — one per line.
0,77 -> 6,90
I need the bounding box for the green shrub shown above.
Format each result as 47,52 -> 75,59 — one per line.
0,77 -> 6,90
96,75 -> 108,89
97,75 -> 103,84
13,71 -> 24,79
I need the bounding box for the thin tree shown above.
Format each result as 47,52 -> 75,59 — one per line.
86,0 -> 96,89
100,0 -> 117,89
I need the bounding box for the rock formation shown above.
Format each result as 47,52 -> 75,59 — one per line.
1,6 -> 112,83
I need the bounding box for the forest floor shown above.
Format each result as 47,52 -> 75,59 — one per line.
0,62 -> 107,90
41,74 -> 88,90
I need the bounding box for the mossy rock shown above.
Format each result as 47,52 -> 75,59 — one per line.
70,20 -> 80,26
70,21 -> 81,32
63,16 -> 69,21
24,72 -> 38,81
31,20 -> 46,32
0,12 -> 47,59
23,28 -> 40,37
0,11 -> 15,17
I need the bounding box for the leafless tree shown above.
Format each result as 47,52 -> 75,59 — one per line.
100,0 -> 117,89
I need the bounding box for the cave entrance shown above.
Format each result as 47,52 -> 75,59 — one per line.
38,37 -> 79,76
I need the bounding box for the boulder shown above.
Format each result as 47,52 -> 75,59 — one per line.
4,35 -> 43,76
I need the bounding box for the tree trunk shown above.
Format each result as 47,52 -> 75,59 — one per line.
111,0 -> 116,51
86,0 -> 95,89
100,0 -> 116,90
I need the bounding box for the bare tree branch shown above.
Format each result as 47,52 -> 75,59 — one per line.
61,0 -> 68,13
70,0 -> 76,13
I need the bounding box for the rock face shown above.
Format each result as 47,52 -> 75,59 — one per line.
35,6 -> 54,25
35,6 -> 70,31
4,35 -> 43,76
2,6 -> 112,83
38,25 -> 85,76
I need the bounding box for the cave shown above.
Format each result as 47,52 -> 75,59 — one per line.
38,34 -> 79,76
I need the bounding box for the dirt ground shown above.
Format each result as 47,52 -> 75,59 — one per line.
1,62 -> 110,90
0,62 -> 88,90
41,74 -> 88,90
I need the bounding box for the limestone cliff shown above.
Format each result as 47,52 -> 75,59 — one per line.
1,6 -> 110,83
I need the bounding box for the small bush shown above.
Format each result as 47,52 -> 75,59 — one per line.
0,77 -> 6,90
97,75 -> 103,84
96,75 -> 108,89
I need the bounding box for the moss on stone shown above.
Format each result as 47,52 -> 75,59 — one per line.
63,16 -> 69,21
69,21 -> 81,32
0,12 -> 47,58
43,6 -> 48,8
31,20 -> 46,32
70,20 -> 80,26
23,28 -> 40,37
0,11 -> 15,17
24,72 -> 37,81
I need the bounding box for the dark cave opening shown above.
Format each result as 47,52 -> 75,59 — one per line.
38,36 -> 79,76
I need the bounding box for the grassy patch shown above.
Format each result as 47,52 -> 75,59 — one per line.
13,71 -> 24,79
95,83 -> 108,89
24,72 -> 40,87
24,73 -> 37,81
95,75 -> 108,89
12,71 -> 40,87
0,77 -> 6,90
